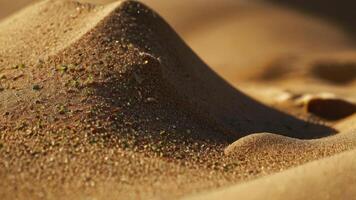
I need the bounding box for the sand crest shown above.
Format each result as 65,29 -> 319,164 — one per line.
186,148 -> 356,200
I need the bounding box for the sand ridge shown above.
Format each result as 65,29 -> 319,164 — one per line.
0,0 -> 122,65
186,148 -> 356,200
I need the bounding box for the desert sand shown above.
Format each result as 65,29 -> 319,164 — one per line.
0,0 -> 355,199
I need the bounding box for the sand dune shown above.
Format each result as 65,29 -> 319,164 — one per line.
224,130 -> 356,173
186,148 -> 356,200
0,0 -> 355,199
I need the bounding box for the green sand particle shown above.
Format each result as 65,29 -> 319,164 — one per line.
58,64 -> 68,73
57,105 -> 68,115
14,64 -> 26,69
32,84 -> 41,91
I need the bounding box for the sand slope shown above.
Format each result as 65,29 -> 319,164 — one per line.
186,148 -> 356,200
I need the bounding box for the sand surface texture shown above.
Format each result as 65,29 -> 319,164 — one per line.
0,0 -> 355,199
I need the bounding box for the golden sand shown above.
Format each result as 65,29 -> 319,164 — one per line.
0,0 -> 355,199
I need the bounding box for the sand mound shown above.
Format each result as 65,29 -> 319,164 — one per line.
224,130 -> 356,173
0,0 -> 333,142
186,148 -> 356,200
